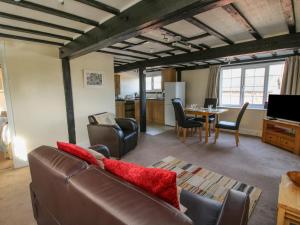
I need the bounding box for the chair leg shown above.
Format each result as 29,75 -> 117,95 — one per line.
177,127 -> 181,137
198,127 -> 202,142
209,123 -> 211,137
214,128 -> 219,144
235,130 -> 240,147
175,122 -> 178,133
182,128 -> 187,143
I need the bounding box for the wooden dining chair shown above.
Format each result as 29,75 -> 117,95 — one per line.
214,102 -> 249,146
195,98 -> 218,136
173,100 -> 203,142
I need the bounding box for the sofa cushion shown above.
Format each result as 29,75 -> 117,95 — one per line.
103,158 -> 179,209
57,142 -> 99,166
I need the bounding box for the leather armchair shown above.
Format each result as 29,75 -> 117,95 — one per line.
87,113 -> 138,158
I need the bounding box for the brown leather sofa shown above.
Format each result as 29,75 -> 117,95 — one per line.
87,113 -> 138,158
28,146 -> 249,225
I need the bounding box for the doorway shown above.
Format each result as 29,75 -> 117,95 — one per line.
0,66 -> 12,171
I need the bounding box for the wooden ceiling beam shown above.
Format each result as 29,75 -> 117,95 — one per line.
185,17 -> 234,45
160,27 -> 204,50
108,46 -> 159,58
0,0 -> 98,26
0,23 -> 73,41
74,0 -> 120,15
137,35 -> 189,53
60,0 -> 235,59
222,3 -> 262,40
115,32 -> 300,72
98,50 -> 149,60
0,12 -> 84,34
0,32 -> 64,46
186,33 -> 210,41
280,0 -> 296,34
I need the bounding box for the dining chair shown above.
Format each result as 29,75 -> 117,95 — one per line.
214,102 -> 249,146
194,98 -> 218,136
173,100 -> 203,142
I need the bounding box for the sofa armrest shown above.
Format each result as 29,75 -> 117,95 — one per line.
115,118 -> 138,131
89,144 -> 110,158
180,189 -> 222,225
216,190 -> 249,225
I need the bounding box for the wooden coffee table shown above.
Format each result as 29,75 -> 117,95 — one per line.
277,175 -> 300,225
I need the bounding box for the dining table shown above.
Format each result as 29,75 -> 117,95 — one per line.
185,107 -> 228,144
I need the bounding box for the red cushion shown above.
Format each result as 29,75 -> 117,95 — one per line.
103,158 -> 179,209
57,142 -> 99,166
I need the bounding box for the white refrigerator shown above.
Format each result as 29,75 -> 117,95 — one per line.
164,82 -> 186,126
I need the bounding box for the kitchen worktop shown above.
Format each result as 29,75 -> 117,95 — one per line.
116,98 -> 165,101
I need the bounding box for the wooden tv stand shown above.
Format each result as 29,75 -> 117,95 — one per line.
262,119 -> 300,155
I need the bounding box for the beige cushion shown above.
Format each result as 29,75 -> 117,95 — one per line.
94,113 -> 117,126
85,148 -> 105,169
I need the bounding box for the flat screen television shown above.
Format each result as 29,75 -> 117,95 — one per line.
267,94 -> 300,122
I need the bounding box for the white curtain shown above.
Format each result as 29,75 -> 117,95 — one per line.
206,65 -> 221,98
281,56 -> 300,95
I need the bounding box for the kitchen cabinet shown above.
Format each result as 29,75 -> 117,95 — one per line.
114,74 -> 120,97
161,68 -> 176,89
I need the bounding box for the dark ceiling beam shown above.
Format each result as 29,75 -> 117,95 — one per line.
178,54 -> 294,71
0,12 -> 84,34
108,46 -> 158,58
114,57 -> 137,62
222,4 -> 262,40
185,17 -> 234,45
60,0 -> 235,59
0,0 -> 98,26
137,35 -> 189,53
186,33 -> 210,41
98,50 -> 149,60
0,32 -> 64,46
115,32 -> 300,72
160,27 -> 204,50
0,23 -> 73,41
280,0 -> 296,34
74,0 -> 120,15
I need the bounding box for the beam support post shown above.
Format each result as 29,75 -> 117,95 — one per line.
139,67 -> 146,132
61,58 -> 76,143
177,70 -> 182,81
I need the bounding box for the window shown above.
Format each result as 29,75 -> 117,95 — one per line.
219,62 -> 285,108
146,75 -> 162,91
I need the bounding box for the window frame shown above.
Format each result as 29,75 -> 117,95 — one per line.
219,61 -> 285,108
146,74 -> 162,92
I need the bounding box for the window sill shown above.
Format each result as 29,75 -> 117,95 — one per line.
218,106 -> 267,111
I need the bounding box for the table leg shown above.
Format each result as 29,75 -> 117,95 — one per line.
205,115 -> 209,144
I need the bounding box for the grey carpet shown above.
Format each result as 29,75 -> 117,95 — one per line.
124,130 -> 300,225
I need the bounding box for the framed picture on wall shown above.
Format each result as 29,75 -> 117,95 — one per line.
83,70 -> 103,88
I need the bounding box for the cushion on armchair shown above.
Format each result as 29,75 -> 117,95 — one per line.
93,113 -> 120,128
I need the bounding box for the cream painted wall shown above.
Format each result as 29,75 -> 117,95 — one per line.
119,70 -> 139,97
182,68 -> 266,137
70,52 -> 115,147
182,68 -> 209,107
1,40 -> 68,168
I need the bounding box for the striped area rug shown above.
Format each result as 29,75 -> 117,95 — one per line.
151,156 -> 261,217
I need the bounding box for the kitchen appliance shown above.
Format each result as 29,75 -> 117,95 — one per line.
164,82 -> 185,126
